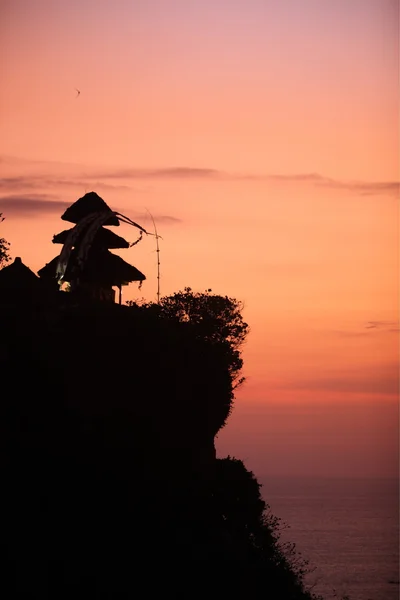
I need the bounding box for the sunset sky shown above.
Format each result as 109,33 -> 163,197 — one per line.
0,0 -> 398,479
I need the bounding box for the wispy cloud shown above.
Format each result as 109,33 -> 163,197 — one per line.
120,211 -> 182,225
91,168 -> 399,196
0,176 -> 131,192
89,167 -> 223,180
1,154 -> 398,196
277,364 -> 399,396
365,320 -> 399,331
0,194 -> 181,225
0,194 -> 70,216
344,181 -> 399,196
259,172 -> 329,183
330,320 -> 399,338
263,173 -> 399,196
0,177 -> 39,191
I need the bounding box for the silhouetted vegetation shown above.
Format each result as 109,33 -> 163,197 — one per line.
1,284 -> 322,597
0,213 -> 11,267
128,286 -> 249,389
211,457 -> 320,597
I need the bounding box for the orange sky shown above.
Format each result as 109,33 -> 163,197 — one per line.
0,0 -> 398,478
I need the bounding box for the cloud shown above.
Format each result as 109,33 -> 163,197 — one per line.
0,177 -> 39,191
277,364 -> 399,396
365,320 -> 398,330
330,320 -> 399,338
0,176 -> 131,192
1,154 -> 398,196
0,194 -> 70,216
336,181 -> 399,196
93,168 -> 398,195
119,211 -> 182,225
90,167 -> 222,180
263,172 -> 329,183
0,194 -> 182,225
264,173 -> 399,196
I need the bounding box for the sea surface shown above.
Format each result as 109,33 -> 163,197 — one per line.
260,477 -> 399,600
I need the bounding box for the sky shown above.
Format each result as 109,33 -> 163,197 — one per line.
0,0 -> 398,479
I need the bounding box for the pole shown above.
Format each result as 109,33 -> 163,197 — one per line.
146,210 -> 161,304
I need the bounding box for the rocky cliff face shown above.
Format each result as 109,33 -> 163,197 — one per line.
1,296 -> 226,462
1,286 -> 316,599
0,293 -> 231,592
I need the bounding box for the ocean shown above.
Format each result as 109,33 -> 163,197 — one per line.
261,477 -> 399,600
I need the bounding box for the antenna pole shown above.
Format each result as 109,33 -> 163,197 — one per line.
146,210 -> 161,304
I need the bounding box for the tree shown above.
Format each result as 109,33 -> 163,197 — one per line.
0,213 -> 11,268
213,457 -> 320,599
128,287 -> 249,389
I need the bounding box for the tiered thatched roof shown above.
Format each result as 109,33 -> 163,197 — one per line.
61,191 -> 120,226
39,192 -> 146,292
52,227 -> 130,250
38,250 -> 145,287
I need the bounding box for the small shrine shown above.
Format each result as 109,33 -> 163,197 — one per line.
0,256 -> 44,300
38,192 -> 148,304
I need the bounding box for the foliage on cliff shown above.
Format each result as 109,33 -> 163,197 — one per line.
213,457 -> 321,598
0,213 -> 11,268
128,286 -> 249,395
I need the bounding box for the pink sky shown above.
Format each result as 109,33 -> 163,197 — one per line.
0,0 -> 398,478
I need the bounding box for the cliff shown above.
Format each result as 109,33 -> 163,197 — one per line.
0,285 -> 318,598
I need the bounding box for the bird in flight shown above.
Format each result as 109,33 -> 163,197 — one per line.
75,88 -> 80,98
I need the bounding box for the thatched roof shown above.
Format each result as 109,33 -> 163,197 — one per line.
61,192 -> 120,226
38,250 -> 145,287
0,257 -> 44,292
102,252 -> 146,286
38,256 -> 68,280
53,226 -> 130,249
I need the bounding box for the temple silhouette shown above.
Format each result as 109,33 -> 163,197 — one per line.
0,192 -> 147,304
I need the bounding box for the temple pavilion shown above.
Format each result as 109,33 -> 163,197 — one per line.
38,192 -> 147,304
